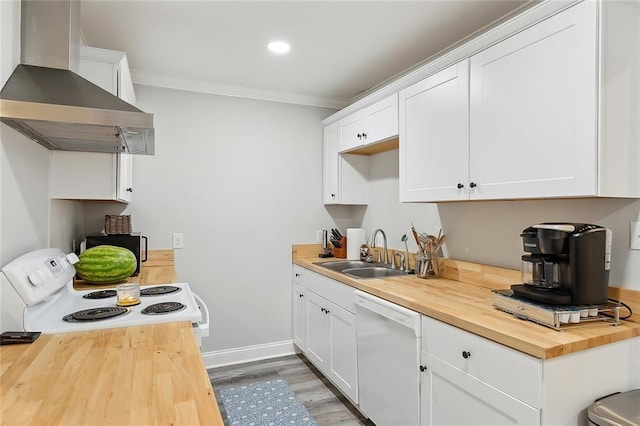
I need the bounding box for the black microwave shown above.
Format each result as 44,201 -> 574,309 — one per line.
84,233 -> 148,276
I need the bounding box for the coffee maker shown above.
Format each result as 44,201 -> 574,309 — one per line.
511,223 -> 611,305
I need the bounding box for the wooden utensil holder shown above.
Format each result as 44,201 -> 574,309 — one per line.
333,237 -> 347,258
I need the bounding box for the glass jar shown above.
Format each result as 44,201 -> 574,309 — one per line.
415,252 -> 440,279
116,283 -> 140,306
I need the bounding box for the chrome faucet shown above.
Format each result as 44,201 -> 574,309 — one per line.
370,228 -> 389,264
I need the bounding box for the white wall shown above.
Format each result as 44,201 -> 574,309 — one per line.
362,150 -> 640,290
0,0 -> 86,332
84,85 -> 337,353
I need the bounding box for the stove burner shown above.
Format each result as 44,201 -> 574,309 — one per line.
140,285 -> 181,296
141,302 -> 185,315
63,306 -> 129,322
82,290 -> 117,299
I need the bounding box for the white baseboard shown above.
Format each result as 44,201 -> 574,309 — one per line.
202,340 -> 297,369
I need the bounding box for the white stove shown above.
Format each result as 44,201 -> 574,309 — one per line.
1,248 -> 209,345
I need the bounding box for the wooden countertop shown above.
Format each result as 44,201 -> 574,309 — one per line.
0,322 -> 223,425
2,250 -> 224,425
293,244 -> 640,360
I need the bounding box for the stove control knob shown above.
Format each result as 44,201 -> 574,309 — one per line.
66,253 -> 80,265
28,269 -> 47,286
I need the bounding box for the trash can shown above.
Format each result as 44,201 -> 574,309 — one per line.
588,389 -> 640,426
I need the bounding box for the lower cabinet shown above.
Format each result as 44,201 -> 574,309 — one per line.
292,266 -> 358,403
421,353 -> 540,425
420,315 -> 541,426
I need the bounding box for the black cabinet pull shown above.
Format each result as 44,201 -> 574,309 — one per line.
295,273 -> 300,277
462,351 -> 471,359
457,183 -> 464,189
325,309 -> 330,314
419,365 -> 428,372
126,187 -> 133,192
299,294 -> 304,298
357,133 -> 362,139
362,133 -> 367,139
331,193 -> 335,198
469,182 -> 477,188
321,308 -> 325,313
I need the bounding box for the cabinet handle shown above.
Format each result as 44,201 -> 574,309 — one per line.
321,308 -> 325,313
419,365 -> 428,372
357,133 -> 362,139
331,193 -> 335,198
295,273 -> 300,277
457,183 -> 464,189
462,351 -> 472,359
469,182 -> 477,189
362,133 -> 367,139
325,309 -> 330,314
126,187 -> 133,192
299,294 -> 304,298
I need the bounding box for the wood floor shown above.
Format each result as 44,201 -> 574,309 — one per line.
208,354 -> 375,425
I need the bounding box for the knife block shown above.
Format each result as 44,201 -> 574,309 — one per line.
333,237 -> 347,259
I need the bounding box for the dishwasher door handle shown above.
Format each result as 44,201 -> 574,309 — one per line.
355,290 -> 421,336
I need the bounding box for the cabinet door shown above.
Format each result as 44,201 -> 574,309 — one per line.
469,1 -> 597,199
292,282 -> 307,350
337,111 -> 363,153
323,123 -> 339,204
399,60 -> 470,202
362,93 -> 398,145
424,355 -> 540,426
305,291 -> 330,371
116,153 -> 133,203
328,303 -> 358,403
50,151 -> 118,200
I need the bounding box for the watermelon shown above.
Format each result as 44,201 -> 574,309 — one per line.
76,245 -> 137,284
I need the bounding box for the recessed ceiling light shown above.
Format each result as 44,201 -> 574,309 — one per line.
268,41 -> 290,54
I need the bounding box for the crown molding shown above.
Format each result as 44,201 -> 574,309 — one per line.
130,69 -> 348,110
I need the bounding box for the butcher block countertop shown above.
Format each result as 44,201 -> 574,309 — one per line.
2,250 -> 224,425
293,244 -> 640,360
0,322 -> 223,425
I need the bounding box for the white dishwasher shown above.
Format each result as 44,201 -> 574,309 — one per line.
355,290 -> 421,426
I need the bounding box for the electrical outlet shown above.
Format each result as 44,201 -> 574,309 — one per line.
316,230 -> 323,243
172,233 -> 184,249
630,222 -> 640,250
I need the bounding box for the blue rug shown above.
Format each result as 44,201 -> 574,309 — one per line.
219,378 -> 317,426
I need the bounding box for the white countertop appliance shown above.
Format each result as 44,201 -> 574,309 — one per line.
1,248 -> 209,346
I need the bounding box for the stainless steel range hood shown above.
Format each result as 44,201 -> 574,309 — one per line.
0,0 -> 154,155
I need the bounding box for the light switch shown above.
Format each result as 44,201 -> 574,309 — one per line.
630,222 -> 640,250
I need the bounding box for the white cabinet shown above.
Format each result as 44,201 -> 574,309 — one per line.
305,290 -> 358,403
338,94 -> 398,153
468,1 -> 597,200
292,267 -> 358,403
420,316 -> 541,425
323,122 -> 369,205
50,151 -> 133,202
292,266 -> 307,350
398,0 -> 639,202
399,60 -> 470,202
50,46 -> 136,203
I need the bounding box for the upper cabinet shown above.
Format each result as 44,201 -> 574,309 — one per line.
399,60 -> 470,202
328,0 -> 640,203
50,47 -> 137,203
323,122 -> 369,205
468,1 -> 598,200
338,94 -> 398,153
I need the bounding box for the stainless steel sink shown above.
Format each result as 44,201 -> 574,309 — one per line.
342,267 -> 408,279
313,260 -> 373,272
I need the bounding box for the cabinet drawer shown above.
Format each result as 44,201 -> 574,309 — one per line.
422,316 -> 542,408
304,269 -> 356,314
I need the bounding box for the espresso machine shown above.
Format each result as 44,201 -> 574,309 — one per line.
510,223 -> 611,305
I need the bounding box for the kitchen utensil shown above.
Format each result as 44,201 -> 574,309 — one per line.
411,223 -> 423,252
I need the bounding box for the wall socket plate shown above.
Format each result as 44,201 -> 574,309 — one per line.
172,233 -> 184,249
631,222 -> 640,250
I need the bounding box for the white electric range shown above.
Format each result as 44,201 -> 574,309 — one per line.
1,248 -> 209,345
